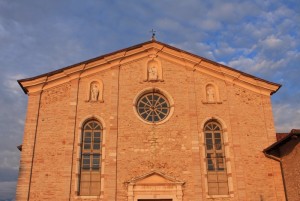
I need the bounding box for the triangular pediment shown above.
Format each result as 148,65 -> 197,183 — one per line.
127,170 -> 184,185
18,40 -> 281,96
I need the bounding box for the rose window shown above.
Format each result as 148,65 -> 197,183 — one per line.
136,92 -> 170,123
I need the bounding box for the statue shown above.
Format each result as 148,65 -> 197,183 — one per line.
90,82 -> 99,101
207,85 -> 215,102
148,65 -> 158,81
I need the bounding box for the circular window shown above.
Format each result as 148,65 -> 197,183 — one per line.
136,92 -> 170,123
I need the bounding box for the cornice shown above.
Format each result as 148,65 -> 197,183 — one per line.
18,40 -> 281,96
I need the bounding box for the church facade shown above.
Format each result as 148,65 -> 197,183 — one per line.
17,40 -> 285,200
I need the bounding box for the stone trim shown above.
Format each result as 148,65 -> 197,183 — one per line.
143,57 -> 163,82
19,41 -> 280,96
200,116 -> 234,198
132,87 -> 175,125
203,82 -> 221,103
126,170 -> 184,201
85,79 -> 104,103
74,115 -> 106,197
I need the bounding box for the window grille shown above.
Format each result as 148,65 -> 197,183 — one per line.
136,92 -> 170,123
79,120 -> 102,196
204,121 -> 229,195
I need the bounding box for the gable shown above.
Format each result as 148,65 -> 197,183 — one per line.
18,40 -> 281,96
127,171 -> 184,185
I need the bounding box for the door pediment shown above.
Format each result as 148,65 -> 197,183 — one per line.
128,170 -> 184,185
127,171 -> 184,201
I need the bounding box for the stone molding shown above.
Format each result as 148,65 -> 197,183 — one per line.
132,87 -> 175,125
200,116 -> 235,198
18,41 -> 280,96
74,115 -> 106,198
85,79 -> 104,103
126,170 -> 185,201
144,56 -> 163,82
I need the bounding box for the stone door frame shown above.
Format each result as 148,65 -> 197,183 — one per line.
126,170 -> 184,201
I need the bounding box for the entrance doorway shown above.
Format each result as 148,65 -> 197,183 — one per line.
127,171 -> 184,201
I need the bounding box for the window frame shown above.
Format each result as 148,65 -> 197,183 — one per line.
204,120 -> 230,196
133,87 -> 175,125
136,92 -> 170,123
78,120 -> 103,196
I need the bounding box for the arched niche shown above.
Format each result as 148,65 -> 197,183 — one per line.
144,58 -> 163,82
204,83 -> 221,104
86,79 -> 104,102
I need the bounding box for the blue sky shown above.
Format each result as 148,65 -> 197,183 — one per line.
0,0 -> 299,200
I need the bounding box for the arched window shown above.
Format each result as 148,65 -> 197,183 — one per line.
204,120 -> 229,195
79,120 -> 102,196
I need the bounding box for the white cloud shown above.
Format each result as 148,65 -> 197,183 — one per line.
0,23 -> 9,39
0,151 -> 20,170
261,35 -> 284,49
155,18 -> 181,31
227,55 -> 286,73
228,57 -> 255,70
213,42 -> 236,57
263,4 -> 295,24
273,103 -> 300,132
0,181 -> 16,200
3,74 -> 27,95
205,1 -> 251,21
172,41 -> 215,60
195,19 -> 222,31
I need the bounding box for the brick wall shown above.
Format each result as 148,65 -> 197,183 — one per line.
280,138 -> 300,201
16,56 -> 285,201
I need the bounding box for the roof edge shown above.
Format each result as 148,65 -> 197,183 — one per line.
18,40 -> 154,84
264,129 -> 300,153
18,40 -> 281,95
154,40 -> 282,92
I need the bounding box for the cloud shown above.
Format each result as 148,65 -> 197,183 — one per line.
273,103 -> 300,132
0,181 -> 17,201
155,18 -> 182,31
0,151 -> 20,170
3,74 -> 27,95
171,41 -> 215,60
227,55 -> 286,73
196,19 -> 222,31
213,42 -> 237,57
261,35 -> 284,49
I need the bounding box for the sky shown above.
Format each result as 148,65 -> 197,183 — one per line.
0,0 -> 299,200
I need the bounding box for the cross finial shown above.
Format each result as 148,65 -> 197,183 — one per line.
150,29 -> 156,41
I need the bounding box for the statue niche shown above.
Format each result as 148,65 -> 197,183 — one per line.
204,83 -> 220,103
148,65 -> 158,81
144,59 -> 163,82
87,80 -> 104,102
206,84 -> 216,102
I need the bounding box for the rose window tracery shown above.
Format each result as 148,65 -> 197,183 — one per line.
136,92 -> 170,123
